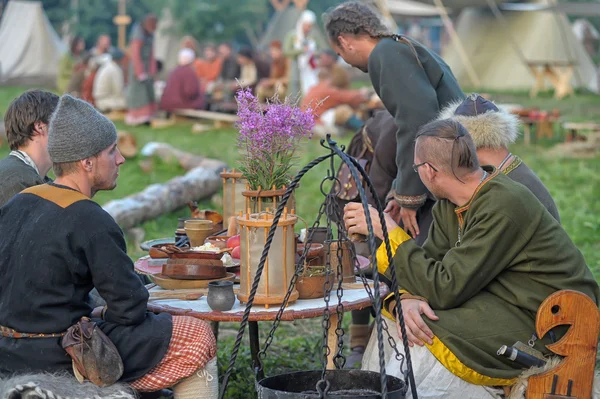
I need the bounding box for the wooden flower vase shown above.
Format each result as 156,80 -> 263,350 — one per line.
220,169 -> 248,223
242,185 -> 296,214
236,209 -> 299,307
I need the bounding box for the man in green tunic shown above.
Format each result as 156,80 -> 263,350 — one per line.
323,1 -> 464,245
344,119 -> 599,397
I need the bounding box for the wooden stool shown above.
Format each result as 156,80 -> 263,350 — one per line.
526,290 -> 600,398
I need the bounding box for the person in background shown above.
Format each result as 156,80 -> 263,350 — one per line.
126,14 -> 158,126
160,48 -> 204,113
319,49 -> 350,89
237,47 -> 258,90
93,49 -> 127,113
218,42 -> 240,82
91,34 -> 113,58
301,69 -> 368,137
57,36 -> 85,94
81,58 -> 99,106
0,90 -> 59,207
256,40 -> 289,103
181,35 -> 200,54
194,43 -> 223,95
284,10 -> 319,96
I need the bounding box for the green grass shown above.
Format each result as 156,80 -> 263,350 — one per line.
1,86 -> 599,396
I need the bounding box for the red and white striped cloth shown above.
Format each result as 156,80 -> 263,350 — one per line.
130,316 -> 217,392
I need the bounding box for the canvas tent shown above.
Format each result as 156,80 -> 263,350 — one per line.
442,1 -> 599,93
0,0 -> 66,86
258,5 -> 329,52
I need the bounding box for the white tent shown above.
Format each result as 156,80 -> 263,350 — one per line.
387,0 -> 450,17
0,0 -> 66,86
442,1 -> 599,93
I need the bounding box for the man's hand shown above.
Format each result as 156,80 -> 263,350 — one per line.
399,207 -> 419,239
396,299 -> 439,347
384,201 -> 402,224
344,203 -> 397,240
90,306 -> 104,319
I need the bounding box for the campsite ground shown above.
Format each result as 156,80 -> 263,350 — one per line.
0,86 -> 599,396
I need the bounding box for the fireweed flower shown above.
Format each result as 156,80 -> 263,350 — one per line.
235,88 -> 315,191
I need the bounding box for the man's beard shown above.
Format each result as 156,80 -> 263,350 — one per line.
427,182 -> 447,202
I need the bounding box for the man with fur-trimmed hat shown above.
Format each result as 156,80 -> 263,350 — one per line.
0,95 -> 218,397
437,93 -> 559,221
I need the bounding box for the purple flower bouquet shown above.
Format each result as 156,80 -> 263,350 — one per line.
236,88 -> 315,191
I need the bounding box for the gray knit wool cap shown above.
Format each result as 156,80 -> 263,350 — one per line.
48,94 -> 118,163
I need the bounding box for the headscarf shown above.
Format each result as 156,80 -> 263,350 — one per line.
178,48 -> 196,66
295,10 -> 316,42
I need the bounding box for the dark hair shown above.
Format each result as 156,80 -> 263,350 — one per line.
70,36 -> 84,54
415,119 -> 480,183
4,90 -> 60,150
323,1 -> 393,45
238,46 -> 253,60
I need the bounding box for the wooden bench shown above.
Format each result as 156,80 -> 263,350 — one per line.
562,122 -> 600,142
527,61 -> 576,100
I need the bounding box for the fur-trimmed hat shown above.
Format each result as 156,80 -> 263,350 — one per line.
436,93 -> 520,149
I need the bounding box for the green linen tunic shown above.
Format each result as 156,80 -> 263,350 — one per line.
379,167 -> 599,383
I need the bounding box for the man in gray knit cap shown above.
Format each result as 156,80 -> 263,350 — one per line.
0,95 -> 218,397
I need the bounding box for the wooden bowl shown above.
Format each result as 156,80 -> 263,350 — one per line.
206,235 -> 231,249
296,243 -> 324,266
162,262 -> 226,280
150,272 -> 235,290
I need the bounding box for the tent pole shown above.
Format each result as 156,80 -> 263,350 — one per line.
484,0 -> 529,65
373,0 -> 399,33
431,0 -> 481,88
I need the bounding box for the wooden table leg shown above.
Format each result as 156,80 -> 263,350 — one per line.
524,123 -> 532,145
210,321 -> 219,341
327,312 -> 340,369
554,66 -> 574,100
249,321 -> 264,380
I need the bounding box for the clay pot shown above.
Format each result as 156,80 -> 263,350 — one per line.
185,220 -> 213,247
207,280 -> 236,311
296,267 -> 334,299
305,227 -> 329,244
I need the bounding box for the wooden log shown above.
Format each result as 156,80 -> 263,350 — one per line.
173,108 -> 239,123
102,142 -> 228,230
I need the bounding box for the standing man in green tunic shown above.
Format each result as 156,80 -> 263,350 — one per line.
344,120 -> 599,397
323,2 -> 464,245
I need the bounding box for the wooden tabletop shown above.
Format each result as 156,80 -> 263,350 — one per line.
146,285 -> 377,322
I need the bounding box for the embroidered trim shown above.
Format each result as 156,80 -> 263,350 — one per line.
503,155 -> 522,176
393,192 -> 427,207
454,167 -> 499,215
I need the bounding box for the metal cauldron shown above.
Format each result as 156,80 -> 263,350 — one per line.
256,370 -> 406,398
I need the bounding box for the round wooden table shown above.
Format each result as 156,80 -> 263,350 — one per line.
136,256 -> 384,372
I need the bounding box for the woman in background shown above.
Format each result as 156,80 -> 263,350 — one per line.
57,36 -> 85,94
284,10 -> 319,97
125,14 -> 158,126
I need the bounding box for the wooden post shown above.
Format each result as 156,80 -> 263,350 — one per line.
113,0 -> 131,51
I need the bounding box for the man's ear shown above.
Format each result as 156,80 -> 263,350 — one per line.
425,163 -> 437,181
81,158 -> 94,172
33,121 -> 46,135
338,35 -> 350,50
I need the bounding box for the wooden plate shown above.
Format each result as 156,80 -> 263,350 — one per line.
150,273 -> 236,290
